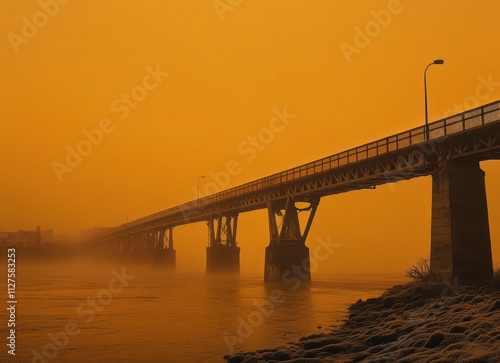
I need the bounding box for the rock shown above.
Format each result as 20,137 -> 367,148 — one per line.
470,296 -> 485,304
393,302 -> 404,310
424,332 -> 445,348
444,296 -> 458,305
383,297 -> 395,308
224,283 -> 500,363
461,294 -> 474,303
302,337 -> 341,350
450,325 -> 467,334
473,321 -> 493,333
487,299 -> 500,312
351,353 -> 370,362
363,331 -> 398,345
226,354 -> 245,363
303,343 -> 351,358
272,350 -> 291,361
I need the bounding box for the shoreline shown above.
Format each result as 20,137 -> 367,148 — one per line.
225,281 -> 500,362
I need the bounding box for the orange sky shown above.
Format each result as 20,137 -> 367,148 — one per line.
1,0 -> 499,275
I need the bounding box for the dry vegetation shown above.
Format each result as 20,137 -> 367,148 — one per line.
404,257 -> 431,282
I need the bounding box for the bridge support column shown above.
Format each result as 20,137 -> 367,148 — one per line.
206,214 -> 240,275
152,228 -> 176,269
430,159 -> 493,283
265,244 -> 310,282
119,236 -> 131,257
264,198 -> 319,282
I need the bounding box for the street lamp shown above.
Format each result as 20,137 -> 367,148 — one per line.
197,176 -> 205,201
424,59 -> 444,141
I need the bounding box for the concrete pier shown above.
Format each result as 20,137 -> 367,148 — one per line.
430,159 -> 493,282
264,244 -> 310,282
206,246 -> 240,274
152,249 -> 176,269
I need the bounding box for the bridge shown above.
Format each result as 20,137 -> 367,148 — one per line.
87,100 -> 500,283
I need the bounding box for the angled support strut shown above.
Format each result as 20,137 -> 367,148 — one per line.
265,197 -> 320,282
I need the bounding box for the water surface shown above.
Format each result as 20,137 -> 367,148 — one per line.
3,261 -> 407,362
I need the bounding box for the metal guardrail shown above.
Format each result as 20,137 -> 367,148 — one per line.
210,100 -> 500,199
101,100 -> 500,236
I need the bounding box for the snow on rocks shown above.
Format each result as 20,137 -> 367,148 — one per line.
225,282 -> 500,362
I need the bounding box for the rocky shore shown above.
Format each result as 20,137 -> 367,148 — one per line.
225,282 -> 500,362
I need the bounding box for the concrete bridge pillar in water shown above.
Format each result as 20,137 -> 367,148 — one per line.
430,159 -> 493,283
264,198 -> 319,282
206,214 -> 240,274
152,228 -> 176,269
113,229 -> 176,268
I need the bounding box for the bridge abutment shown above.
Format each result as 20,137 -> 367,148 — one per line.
430,159 -> 493,283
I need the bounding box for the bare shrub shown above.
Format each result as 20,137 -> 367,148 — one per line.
404,257 -> 430,281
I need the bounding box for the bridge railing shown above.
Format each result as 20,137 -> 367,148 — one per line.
206,100 -> 500,202
101,100 -> 500,237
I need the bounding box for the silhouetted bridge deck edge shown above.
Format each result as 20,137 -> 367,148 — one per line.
87,100 -> 500,283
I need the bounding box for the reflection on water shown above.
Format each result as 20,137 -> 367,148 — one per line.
3,260 -> 407,363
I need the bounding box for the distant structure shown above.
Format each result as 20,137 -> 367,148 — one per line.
0,227 -> 69,247
79,227 -> 112,241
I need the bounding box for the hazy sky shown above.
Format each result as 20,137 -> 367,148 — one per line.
1,0 -> 499,274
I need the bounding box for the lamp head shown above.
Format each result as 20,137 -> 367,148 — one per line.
433,59 -> 444,64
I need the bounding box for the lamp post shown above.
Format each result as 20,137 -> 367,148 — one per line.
197,176 -> 205,202
424,59 -> 444,141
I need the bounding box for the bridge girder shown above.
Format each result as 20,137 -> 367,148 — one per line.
208,214 -> 238,248
87,101 -> 500,245
267,197 -> 320,246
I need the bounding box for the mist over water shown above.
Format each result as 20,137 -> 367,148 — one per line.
2,257 -> 407,362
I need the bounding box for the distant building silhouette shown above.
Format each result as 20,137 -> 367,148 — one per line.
0,227 -> 57,247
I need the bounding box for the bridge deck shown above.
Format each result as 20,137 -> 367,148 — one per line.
91,101 -> 500,242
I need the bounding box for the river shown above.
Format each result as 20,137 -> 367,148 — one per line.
1,260 -> 407,362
